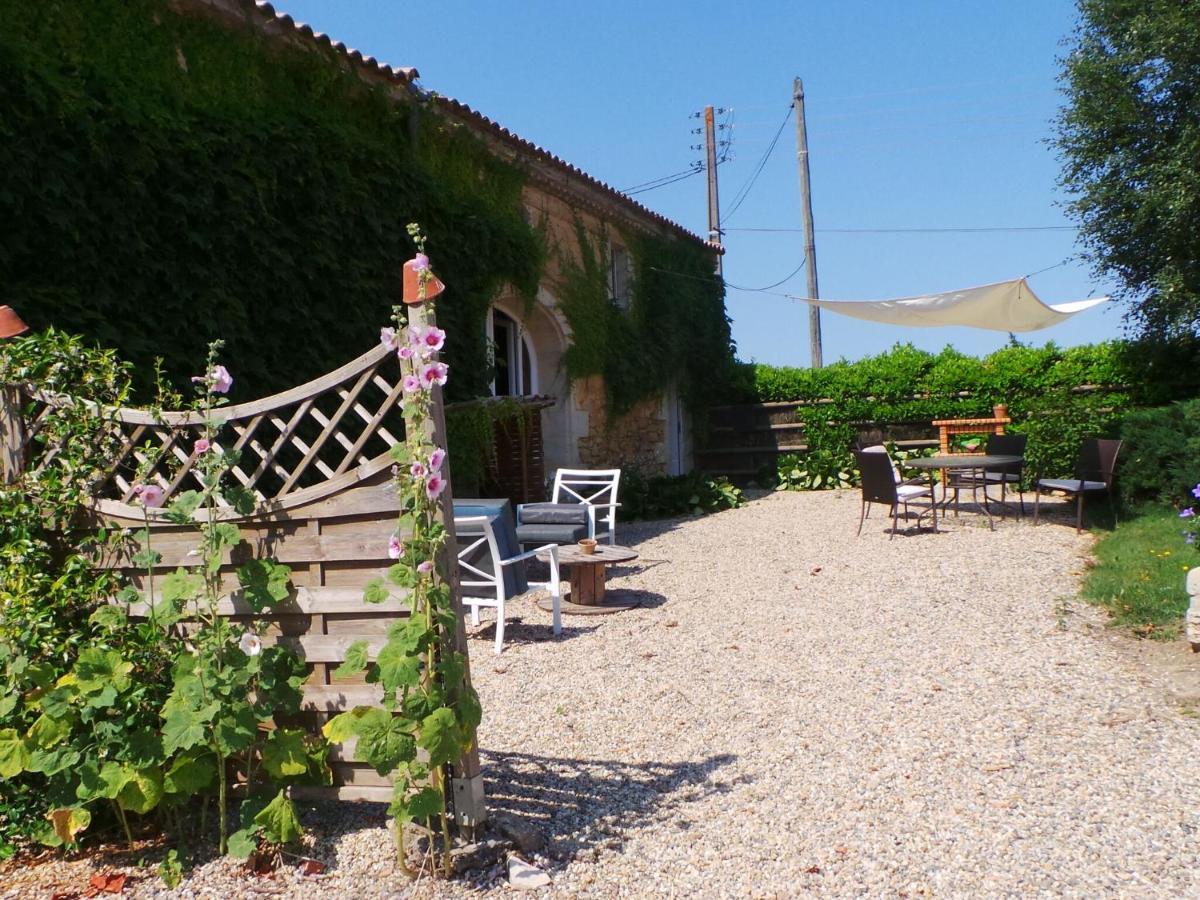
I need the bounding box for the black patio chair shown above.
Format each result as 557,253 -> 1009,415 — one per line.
854,448 -> 935,540
954,432 -> 1028,517
1032,438 -> 1123,533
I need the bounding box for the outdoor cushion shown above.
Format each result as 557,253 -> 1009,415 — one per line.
1037,478 -> 1107,493
515,522 -> 587,546
453,498 -> 527,595
897,484 -> 931,499
518,502 -> 587,525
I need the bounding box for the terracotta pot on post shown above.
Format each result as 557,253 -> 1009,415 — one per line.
992,403 -> 1008,420
0,306 -> 28,339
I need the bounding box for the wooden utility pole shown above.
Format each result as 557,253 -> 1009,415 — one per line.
703,105 -> 723,276
793,78 -> 823,368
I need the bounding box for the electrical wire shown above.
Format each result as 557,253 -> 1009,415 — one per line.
725,225 -> 1077,234
721,105 -> 792,224
725,257 -> 807,293
621,166 -> 702,194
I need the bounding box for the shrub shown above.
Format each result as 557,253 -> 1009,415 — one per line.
1116,399 -> 1200,509
621,471 -> 744,520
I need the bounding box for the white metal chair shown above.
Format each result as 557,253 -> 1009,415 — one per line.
549,468 -> 622,544
454,515 -> 561,654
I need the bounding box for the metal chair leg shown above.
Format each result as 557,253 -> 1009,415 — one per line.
1076,491 -> 1084,533
890,503 -> 898,540
1033,487 -> 1041,525
857,499 -> 867,536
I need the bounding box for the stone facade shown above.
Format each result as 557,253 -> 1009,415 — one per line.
573,375 -> 668,475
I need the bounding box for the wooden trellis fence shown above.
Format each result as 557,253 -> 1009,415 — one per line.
3,305 -> 485,825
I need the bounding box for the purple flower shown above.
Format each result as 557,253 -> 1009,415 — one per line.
380,327 -> 400,351
134,484 -> 164,508
402,374 -> 422,393
388,535 -> 404,560
425,473 -> 446,500
398,345 -> 414,361
419,362 -> 449,389
209,365 -> 233,395
1180,508 -> 1195,519
417,560 -> 434,575
410,461 -> 427,479
429,448 -> 446,472
1186,534 -> 1196,545
194,438 -> 211,454
1192,484 -> 1200,500
412,253 -> 430,272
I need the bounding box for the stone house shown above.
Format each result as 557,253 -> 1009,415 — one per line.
195,0 -> 723,482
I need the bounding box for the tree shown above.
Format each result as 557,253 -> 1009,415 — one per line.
1055,0 -> 1200,337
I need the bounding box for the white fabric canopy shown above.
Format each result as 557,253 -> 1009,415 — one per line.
796,278 -> 1107,332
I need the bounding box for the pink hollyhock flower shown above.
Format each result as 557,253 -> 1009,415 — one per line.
397,345 -> 414,361
418,326 -> 445,353
417,560 -> 434,575
380,327 -> 400,351
134,484 -> 165,508
209,365 -> 233,394
388,535 -> 404,559
402,374 -> 422,393
412,253 -> 430,272
429,448 -> 446,472
194,438 -> 211,454
410,461 -> 427,479
425,473 -> 446,500
419,362 -> 449,389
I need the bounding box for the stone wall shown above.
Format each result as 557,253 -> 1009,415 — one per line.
573,375 -> 667,475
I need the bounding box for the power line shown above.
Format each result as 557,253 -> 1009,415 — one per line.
725,225 -> 1077,234
725,256 -> 807,293
621,166 -> 702,194
721,105 -> 792,224
623,167 -> 704,196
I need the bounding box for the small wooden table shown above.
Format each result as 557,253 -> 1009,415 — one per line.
536,543 -> 640,615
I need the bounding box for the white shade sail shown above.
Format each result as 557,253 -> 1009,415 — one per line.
795,278 -> 1108,332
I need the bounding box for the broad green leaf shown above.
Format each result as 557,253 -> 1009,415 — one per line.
386,616 -> 428,656
0,693 -> 16,718
261,728 -> 308,779
386,563 -> 414,587
355,709 -> 415,775
333,640 -> 370,679
118,767 -> 164,814
123,728 -> 164,768
98,760 -> 135,799
254,790 -> 303,845
130,547 -> 161,568
405,786 -> 444,822
375,640 -> 420,693
455,687 -> 483,733
418,708 -> 462,768
149,597 -> 185,630
226,825 -> 260,859
27,713 -> 71,749
387,443 -> 408,463
322,707 -> 370,743
24,662 -> 56,690
74,649 -> 132,693
47,807 -> 91,845
164,749 -> 216,794
27,745 -> 80,776
226,484 -> 257,516
362,577 -> 391,604
83,684 -> 119,710
88,605 -> 128,631
211,522 -> 242,551
164,490 -> 203,524
212,706 -> 257,755
161,568 -> 203,605
38,686 -> 73,718
237,559 -> 292,611
162,702 -> 216,755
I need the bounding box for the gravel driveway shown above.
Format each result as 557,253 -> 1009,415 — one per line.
11,490 -> 1200,898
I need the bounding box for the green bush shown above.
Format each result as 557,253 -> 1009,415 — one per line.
1116,399 -> 1200,509
621,471 -> 744,520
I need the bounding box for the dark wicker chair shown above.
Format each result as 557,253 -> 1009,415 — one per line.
854,448 -> 935,540
1033,438 -> 1123,533
954,433 -> 1028,517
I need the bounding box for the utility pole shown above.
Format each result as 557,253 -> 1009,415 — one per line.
703,105 -> 723,277
793,77 -> 823,368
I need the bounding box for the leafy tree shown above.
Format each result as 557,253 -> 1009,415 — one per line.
1054,0 -> 1200,337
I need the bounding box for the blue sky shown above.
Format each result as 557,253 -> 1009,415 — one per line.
276,0 -> 1120,367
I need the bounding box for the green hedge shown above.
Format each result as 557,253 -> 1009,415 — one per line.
1117,399 -> 1200,509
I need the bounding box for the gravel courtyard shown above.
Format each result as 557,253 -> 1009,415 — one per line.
11,490 -> 1200,898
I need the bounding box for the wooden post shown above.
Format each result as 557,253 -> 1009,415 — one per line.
0,385 -> 25,484
406,301 -> 486,835
794,77 -> 823,369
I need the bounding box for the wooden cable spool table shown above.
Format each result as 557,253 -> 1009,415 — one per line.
536,543 -> 641,615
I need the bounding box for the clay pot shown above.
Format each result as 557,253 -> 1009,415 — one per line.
0,306 -> 28,339
401,259 -> 446,305
992,403 -> 1008,419
577,538 -> 597,555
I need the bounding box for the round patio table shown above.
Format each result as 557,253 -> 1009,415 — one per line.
536,543 -> 640,615
907,454 -> 1022,531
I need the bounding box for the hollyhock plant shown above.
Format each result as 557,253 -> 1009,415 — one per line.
403,374 -> 422,393
398,344 -> 415,361
429,448 -> 446,472
412,252 -> 430,272
238,633 -> 262,657
410,461 -> 427,479
380,327 -> 400,351
388,535 -> 404,560
134,483 -> 165,508
194,438 -> 211,454
425,473 -> 446,500
417,560 -> 434,575
411,325 -> 445,354
419,362 -> 449,389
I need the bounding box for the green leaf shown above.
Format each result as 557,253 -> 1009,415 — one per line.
333,640 -> 370,678
131,547 -> 162,568
118,767 -> 164,814
164,490 -> 203,524
226,484 -> 257,516
355,709 -> 415,775
226,826 -> 260,860
322,707 -> 370,743
387,443 -> 408,464
27,713 -> 71,749
406,786 -> 444,822
98,760 -> 135,799
455,686 -> 483,733
387,563 -> 414,587
123,728 -> 164,768
74,649 -> 132,694
417,708 -> 462,767
38,687 -> 73,718
362,577 -> 391,604
374,640 -> 420,693
161,568 -> 203,605
0,693 -> 18,718
27,745 -> 80,776
386,616 -> 429,656
254,790 -> 303,845
88,604 -> 128,631
211,521 -> 242,551
162,702 -> 216,755
261,728 -> 308,779
236,558 -> 292,611
164,749 -> 217,795
212,706 -> 257,755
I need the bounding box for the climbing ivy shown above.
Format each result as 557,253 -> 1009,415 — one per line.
555,219 -> 734,413
0,0 -> 541,403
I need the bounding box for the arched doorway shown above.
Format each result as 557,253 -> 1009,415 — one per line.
489,309 -> 536,397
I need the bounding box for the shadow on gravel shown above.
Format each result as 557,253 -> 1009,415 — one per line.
467,618 -> 599,650
479,750 -> 740,869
